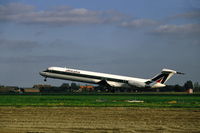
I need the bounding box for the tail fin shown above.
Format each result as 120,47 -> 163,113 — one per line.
152,69 -> 177,84
146,68 -> 184,88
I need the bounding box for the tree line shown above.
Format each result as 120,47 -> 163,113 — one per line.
0,80 -> 200,93
35,80 -> 200,93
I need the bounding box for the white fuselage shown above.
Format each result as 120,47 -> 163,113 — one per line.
40,67 -> 149,88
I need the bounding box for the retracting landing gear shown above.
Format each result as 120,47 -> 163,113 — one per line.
44,77 -> 47,82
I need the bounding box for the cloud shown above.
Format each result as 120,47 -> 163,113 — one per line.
175,11 -> 200,19
150,23 -> 200,47
169,11 -> 200,21
0,39 -> 39,51
121,19 -> 158,28
0,3 -> 34,14
0,3 -> 126,26
0,3 -> 34,22
152,23 -> 200,35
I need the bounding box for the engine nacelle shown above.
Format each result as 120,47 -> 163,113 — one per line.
128,80 -> 147,88
151,83 -> 166,88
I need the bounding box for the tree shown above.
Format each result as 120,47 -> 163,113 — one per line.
194,82 -> 200,92
71,83 -> 79,90
174,84 -> 184,92
60,83 -> 70,92
184,80 -> 193,89
60,83 -> 70,88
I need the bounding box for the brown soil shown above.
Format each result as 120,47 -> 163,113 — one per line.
0,107 -> 200,133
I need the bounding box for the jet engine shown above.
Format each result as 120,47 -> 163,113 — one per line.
128,80 -> 166,88
151,83 -> 166,88
128,80 -> 147,88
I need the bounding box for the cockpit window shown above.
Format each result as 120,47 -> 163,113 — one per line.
44,69 -> 49,72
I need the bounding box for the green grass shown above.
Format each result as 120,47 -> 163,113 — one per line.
0,93 -> 200,108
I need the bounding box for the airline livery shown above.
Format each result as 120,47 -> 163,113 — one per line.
40,67 -> 184,88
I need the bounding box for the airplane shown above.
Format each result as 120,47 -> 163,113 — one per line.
39,67 -> 184,88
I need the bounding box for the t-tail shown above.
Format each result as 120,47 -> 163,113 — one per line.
146,69 -> 184,88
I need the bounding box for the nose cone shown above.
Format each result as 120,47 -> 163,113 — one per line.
39,72 -> 46,77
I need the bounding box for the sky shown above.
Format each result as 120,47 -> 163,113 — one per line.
0,0 -> 200,87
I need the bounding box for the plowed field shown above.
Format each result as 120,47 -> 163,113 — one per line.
0,107 -> 200,133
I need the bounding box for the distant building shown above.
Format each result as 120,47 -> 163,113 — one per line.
79,85 -> 95,92
187,88 -> 193,94
0,86 -> 19,93
23,88 -> 40,93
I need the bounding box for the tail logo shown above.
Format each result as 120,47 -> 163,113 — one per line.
152,74 -> 168,84
156,77 -> 164,83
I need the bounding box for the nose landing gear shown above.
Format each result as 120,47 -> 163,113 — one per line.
44,77 -> 47,82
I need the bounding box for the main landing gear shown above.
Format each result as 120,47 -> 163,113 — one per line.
44,77 -> 47,82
